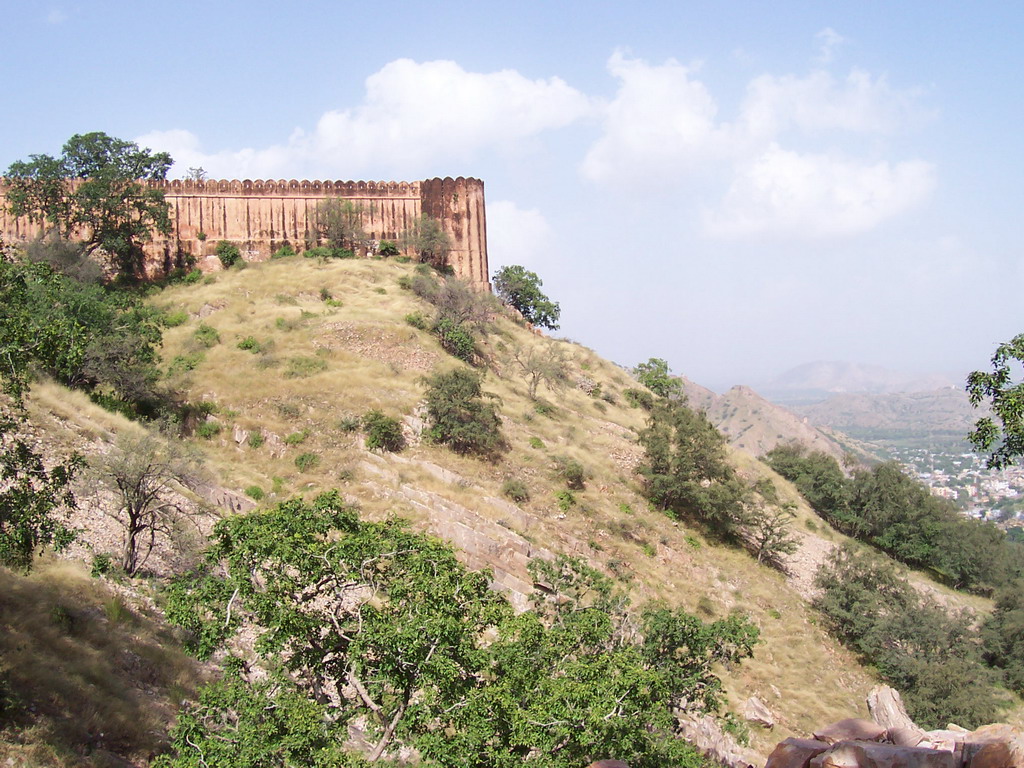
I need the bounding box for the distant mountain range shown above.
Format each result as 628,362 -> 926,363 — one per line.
761,361 -> 961,404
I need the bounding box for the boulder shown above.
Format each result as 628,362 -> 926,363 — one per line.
811,741 -> 957,768
743,696 -> 775,729
765,738 -> 831,768
814,719 -> 888,745
963,725 -> 1024,768
867,686 -> 925,744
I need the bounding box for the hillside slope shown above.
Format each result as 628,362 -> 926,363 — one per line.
8,255 -> 1014,765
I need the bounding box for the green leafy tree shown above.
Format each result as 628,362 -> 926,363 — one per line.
967,333 -> 1024,469
492,265 -> 561,330
362,410 -> 406,452
633,357 -> 684,400
422,368 -> 506,457
5,132 -> 173,279
815,545 -> 1006,728
637,399 -> 750,538
400,214 -> 452,270
982,579 -> 1024,694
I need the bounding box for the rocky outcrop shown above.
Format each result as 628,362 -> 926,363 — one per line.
765,688 -> 1024,768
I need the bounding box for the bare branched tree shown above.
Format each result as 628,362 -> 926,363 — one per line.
505,343 -> 570,399
91,432 -> 202,575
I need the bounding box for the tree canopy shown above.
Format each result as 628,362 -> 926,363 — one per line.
492,265 -> 561,330
967,333 -> 1024,469
162,491 -> 757,767
4,132 -> 173,279
633,357 -> 684,400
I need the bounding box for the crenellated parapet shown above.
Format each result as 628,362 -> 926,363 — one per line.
0,176 -> 490,290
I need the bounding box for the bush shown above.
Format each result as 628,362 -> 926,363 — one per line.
182,268 -> 203,284
363,410 -> 406,453
215,241 -> 241,269
247,431 -> 265,449
529,436 -> 544,449
304,246 -> 354,260
193,323 -> 220,348
163,310 -> 188,328
284,430 -> 309,446
422,368 -> 505,457
552,455 -> 587,490
405,311 -> 429,330
555,490 -> 576,511
433,317 -> 475,361
294,452 -> 320,472
378,240 -> 400,256
624,388 -> 655,410
285,356 -> 328,378
196,421 -> 222,439
337,415 -> 361,433
502,479 -> 530,504
237,335 -> 261,352
272,244 -> 297,259
245,486 -> 265,501
90,553 -> 113,578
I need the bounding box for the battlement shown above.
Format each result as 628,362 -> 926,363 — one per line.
0,176 -> 490,290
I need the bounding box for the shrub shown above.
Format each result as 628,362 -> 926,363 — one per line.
555,490 -> 576,512
552,455 -> 587,490
196,231 -> 207,241
405,311 -> 429,330
294,452 -> 320,472
272,244 -> 297,259
422,368 -> 505,457
183,268 -> 203,284
529,436 -> 544,450
196,421 -> 222,439
247,431 -> 265,449
90,552 -> 113,578
245,486 -> 265,501
624,388 -> 655,410
433,317 -> 475,362
164,310 -> 188,327
378,240 -> 400,256
193,323 -> 220,348
337,415 -> 361,432
304,246 -> 354,260
285,356 -> 328,378
237,335 -> 261,352
363,410 -> 406,452
397,275 -> 413,291
215,241 -> 241,269
284,430 -> 309,446
502,479 -> 530,504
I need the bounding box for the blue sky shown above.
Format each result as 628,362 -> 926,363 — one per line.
3,1 -> 1022,391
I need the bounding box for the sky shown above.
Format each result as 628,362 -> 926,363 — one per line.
3,1 -> 1022,392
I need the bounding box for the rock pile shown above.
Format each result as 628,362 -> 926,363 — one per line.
765,686 -> 1024,768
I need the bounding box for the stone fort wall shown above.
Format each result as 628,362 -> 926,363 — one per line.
0,175 -> 490,290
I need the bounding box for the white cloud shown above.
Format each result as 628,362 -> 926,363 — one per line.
581,51 -> 726,182
815,27 -> 845,64
703,144 -> 935,237
487,200 -> 553,271
739,69 -> 921,137
581,47 -> 933,239
141,59 -> 593,180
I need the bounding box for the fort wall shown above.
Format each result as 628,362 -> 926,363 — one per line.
0,176 -> 490,290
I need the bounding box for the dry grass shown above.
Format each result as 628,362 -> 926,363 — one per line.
0,559 -> 207,767
14,253 -> 1020,764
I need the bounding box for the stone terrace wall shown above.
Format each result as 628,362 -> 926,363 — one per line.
0,176 -> 490,290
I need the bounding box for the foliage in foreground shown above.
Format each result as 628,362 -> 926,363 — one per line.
814,545 -> 1007,729
967,333 -> 1024,469
163,492 -> 757,767
492,265 -> 561,330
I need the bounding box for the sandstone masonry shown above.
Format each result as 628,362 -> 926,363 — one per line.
0,175 -> 490,290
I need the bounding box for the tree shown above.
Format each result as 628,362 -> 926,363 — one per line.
633,357 -> 684,400
90,432 -> 201,575
505,342 -> 570,399
312,198 -> 368,252
400,214 -> 452,271
421,368 -> 506,457
637,398 -> 750,537
5,132 -> 173,279
967,333 -> 1024,469
492,265 -> 561,330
